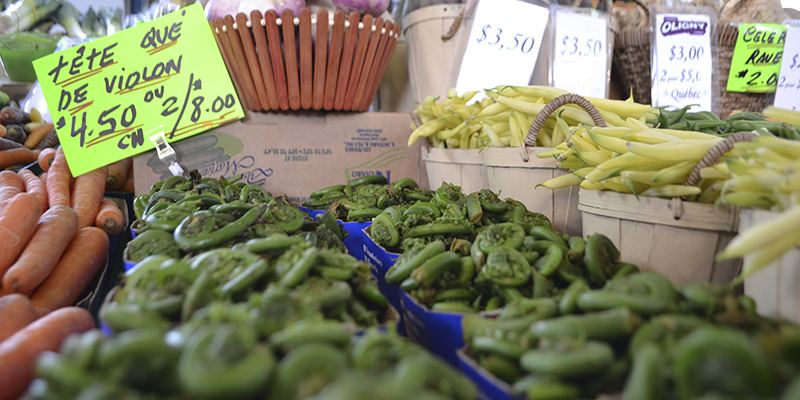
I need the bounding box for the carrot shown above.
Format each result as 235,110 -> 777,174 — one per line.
0,147 -> 38,169
0,294 -> 38,343
23,123 -> 54,149
0,105 -> 29,125
105,157 -> 133,191
37,147 -> 56,172
46,147 -> 72,208
39,171 -> 46,183
0,307 -> 95,400
2,205 -> 79,294
32,129 -> 60,151
119,166 -> 134,193
71,165 -> 108,229
0,136 -> 24,150
0,125 -> 7,138
30,227 -> 109,317
0,170 -> 25,214
18,169 -> 48,212
94,198 -> 125,236
4,124 -> 26,144
0,193 -> 42,279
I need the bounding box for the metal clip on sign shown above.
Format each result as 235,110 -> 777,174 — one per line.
147,126 -> 186,177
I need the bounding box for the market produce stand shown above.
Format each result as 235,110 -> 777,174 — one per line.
2,0 -> 800,399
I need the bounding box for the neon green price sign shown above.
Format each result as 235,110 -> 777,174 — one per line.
33,3 -> 244,176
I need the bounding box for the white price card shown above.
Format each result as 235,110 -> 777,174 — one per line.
551,9 -> 609,98
775,24 -> 800,110
651,13 -> 715,111
454,0 -> 549,95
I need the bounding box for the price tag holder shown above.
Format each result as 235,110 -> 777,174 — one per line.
454,0 -> 550,96
726,23 -> 787,93
549,6 -> 611,98
650,6 -> 719,113
774,21 -> 800,110
33,3 -> 244,177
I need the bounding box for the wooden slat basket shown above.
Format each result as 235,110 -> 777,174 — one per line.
211,8 -> 401,112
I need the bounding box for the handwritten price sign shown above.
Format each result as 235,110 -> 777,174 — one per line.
551,9 -> 609,98
774,24 -> 800,110
454,0 -> 549,96
726,23 -> 787,93
33,3 -> 244,177
651,13 -> 715,111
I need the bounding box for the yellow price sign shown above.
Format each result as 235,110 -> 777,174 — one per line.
33,3 -> 244,177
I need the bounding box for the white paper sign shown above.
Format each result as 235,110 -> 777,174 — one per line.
454,0 -> 549,95
775,24 -> 800,110
651,13 -> 714,111
552,10 -> 609,98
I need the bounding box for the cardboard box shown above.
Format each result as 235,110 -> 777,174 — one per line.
134,111 -> 429,203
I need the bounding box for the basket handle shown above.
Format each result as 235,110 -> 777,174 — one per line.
669,131 -> 760,219
442,0 -> 478,41
520,93 -> 607,162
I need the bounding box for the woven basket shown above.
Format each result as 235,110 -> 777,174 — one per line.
613,23 -> 767,117
211,8 -> 401,112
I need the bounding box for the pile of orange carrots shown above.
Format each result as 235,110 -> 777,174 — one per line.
0,149 -> 134,400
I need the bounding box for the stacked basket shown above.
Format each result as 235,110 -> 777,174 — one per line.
210,8 -> 401,112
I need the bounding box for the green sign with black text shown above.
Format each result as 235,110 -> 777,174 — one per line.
33,3 -> 244,177
726,23 -> 787,93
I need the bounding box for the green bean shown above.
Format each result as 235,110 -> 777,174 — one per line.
623,342 -> 666,400
35,351 -> 97,395
458,256 -> 475,286
576,291 -> 670,315
405,222 -> 473,238
221,259 -> 270,295
532,306 -> 642,341
534,244 -> 564,277
347,207 -> 383,221
679,282 -> 719,316
387,240 -> 446,285
532,269 -> 554,298
279,247 -> 319,288
499,297 -> 558,319
558,279 -> 589,315
520,339 -> 615,378
239,183 -> 271,204
528,240 -> 570,254
393,177 -> 419,191
401,277 -> 422,291
182,272 -> 215,320
524,377 -> 583,400
485,296 -> 503,311
583,234 -> 619,286
565,236 -> 586,262
628,314 -> 709,355
269,320 -> 353,354
100,302 -> 170,332
472,336 -> 525,360
434,288 -> 474,302
529,226 -> 567,247
431,301 -> 475,313
348,175 -> 388,187
246,235 -> 305,254
481,354 -> 522,383
310,184 -> 347,199
465,193 -> 483,224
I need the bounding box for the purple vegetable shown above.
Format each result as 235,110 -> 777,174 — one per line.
331,0 -> 390,16
204,0 -> 239,20
239,0 -> 307,16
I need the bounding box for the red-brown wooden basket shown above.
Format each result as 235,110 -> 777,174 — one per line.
211,8 -> 401,112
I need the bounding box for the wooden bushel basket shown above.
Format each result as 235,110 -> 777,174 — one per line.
210,8 -> 401,112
